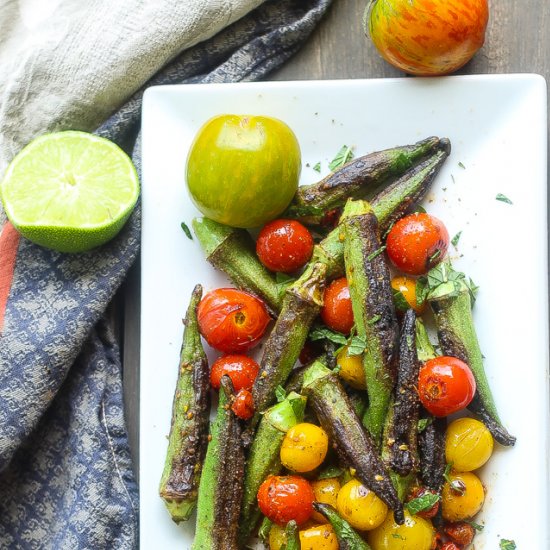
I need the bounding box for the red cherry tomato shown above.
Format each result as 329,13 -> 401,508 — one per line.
418,356 -> 476,417
210,355 -> 260,391
440,543 -> 461,550
320,277 -> 354,335
443,522 -> 476,547
386,213 -> 449,275
256,219 -> 314,273
257,475 -> 314,526
197,288 -> 270,353
231,389 -> 255,420
407,486 -> 440,519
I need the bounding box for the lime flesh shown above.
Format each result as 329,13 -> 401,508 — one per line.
0,131 -> 139,253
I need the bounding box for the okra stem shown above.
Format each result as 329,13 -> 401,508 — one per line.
313,503 -> 372,550
282,521 -> 300,550
342,199 -> 399,445
159,284 -> 210,523
303,361 -> 404,524
286,137 -> 446,222
429,283 -> 515,446
192,217 -> 285,313
192,377 -> 245,550
239,392 -> 307,545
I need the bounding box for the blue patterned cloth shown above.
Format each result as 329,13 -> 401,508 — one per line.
0,1 -> 331,548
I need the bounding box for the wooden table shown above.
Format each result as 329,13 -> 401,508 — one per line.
123,0 -> 550,477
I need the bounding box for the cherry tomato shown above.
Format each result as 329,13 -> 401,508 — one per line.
441,472 -> 485,522
418,356 -> 476,417
336,346 -> 366,390
197,288 -> 270,353
390,276 -> 425,314
445,417 -> 494,472
320,277 -> 354,334
256,219 -> 314,273
367,510 -> 435,550
406,486 -> 440,519
299,524 -> 338,550
386,213 -> 449,275
280,423 -> 329,473
210,354 -> 259,391
257,475 -> 314,526
311,477 -> 341,523
336,479 -> 388,531
231,388 -> 255,420
186,114 -> 301,228
443,522 -> 476,547
439,543 -> 460,550
367,0 -> 488,76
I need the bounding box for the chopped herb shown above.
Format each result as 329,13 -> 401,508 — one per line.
258,517 -> 272,542
412,204 -> 427,214
367,245 -> 387,261
429,249 -> 442,263
443,463 -> 453,483
347,335 -> 367,356
391,533 -> 405,540
180,221 -> 193,240
329,145 -> 354,171
276,272 -> 295,285
382,220 -> 395,240
392,287 -> 410,312
451,231 -> 462,247
496,193 -> 513,205
458,161 -> 466,169
310,326 -> 348,346
368,314 -> 381,325
318,465 -> 344,480
275,385 -> 287,403
499,540 -> 516,550
313,162 -> 321,173
465,520 -> 485,532
406,493 -> 440,515
417,417 -> 432,433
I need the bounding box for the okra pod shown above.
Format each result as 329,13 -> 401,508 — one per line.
192,217 -> 285,313
427,267 -> 515,446
286,137 -> 446,222
282,521 -> 300,550
303,361 -> 404,524
343,199 -> 399,445
159,285 -> 210,523
313,503 -> 372,550
247,262 -> 326,442
192,376 -> 245,550
418,416 -> 447,494
386,309 -> 421,477
239,392 -> 307,545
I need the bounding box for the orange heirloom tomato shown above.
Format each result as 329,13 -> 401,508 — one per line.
366,0 -> 489,76
197,288 -> 270,353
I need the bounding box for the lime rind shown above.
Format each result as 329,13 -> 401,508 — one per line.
0,131 -> 139,253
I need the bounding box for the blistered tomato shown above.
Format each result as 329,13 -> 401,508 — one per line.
441,471 -> 485,521
231,388 -> 255,420
386,213 -> 449,275
280,423 -> 329,473
320,277 -> 354,334
257,475 -> 314,526
445,417 -> 494,472
197,288 -> 270,353
336,479 -> 388,531
210,354 -> 260,391
256,219 -> 314,273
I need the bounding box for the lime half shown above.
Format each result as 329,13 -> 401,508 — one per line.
0,131 -> 139,253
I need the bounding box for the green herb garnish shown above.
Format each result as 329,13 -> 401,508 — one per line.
451,231 -> 462,247
329,145 -> 354,171
367,245 -> 387,261
499,540 -> 516,550
496,193 -> 513,205
313,162 -> 321,173
417,417 -> 432,433
275,385 -> 287,403
406,493 -> 440,515
181,221 -> 193,240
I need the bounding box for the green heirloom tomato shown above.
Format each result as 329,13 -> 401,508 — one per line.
186,114 -> 301,228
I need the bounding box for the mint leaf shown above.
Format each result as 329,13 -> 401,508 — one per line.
451,231 -> 462,247
309,326 -> 348,346
392,287 -> 410,312
417,417 -> 432,433
318,465 -> 344,480
367,245 -> 387,261
313,162 -> 321,173
406,493 -> 440,515
347,335 -> 367,356
500,540 -> 516,550
496,193 -> 513,205
329,145 -> 354,171
180,222 -> 193,240
275,385 -> 287,403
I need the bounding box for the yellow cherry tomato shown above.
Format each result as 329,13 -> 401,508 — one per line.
336,479 -> 388,531
391,276 -> 425,314
336,347 -> 366,389
445,417 -> 494,472
269,522 -> 287,550
311,477 -> 341,523
367,510 -> 435,550
441,471 -> 485,521
280,423 -> 329,473
299,524 -> 338,550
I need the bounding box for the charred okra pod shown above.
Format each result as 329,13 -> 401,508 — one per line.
303,361 -> 404,524
286,137 -> 446,223
192,217 -> 285,313
239,392 -> 307,545
343,199 -> 399,445
313,503 -> 372,550
386,309 -> 421,477
192,376 -> 245,550
418,416 -> 447,494
247,262 -> 326,441
425,262 -> 515,446
159,285 -> 210,523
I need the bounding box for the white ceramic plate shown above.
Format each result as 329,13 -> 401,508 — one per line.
140,75 -> 549,549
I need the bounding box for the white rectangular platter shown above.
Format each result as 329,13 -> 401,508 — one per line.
140,75 -> 549,549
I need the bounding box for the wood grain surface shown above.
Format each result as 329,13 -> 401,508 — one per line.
123,0 -> 550,476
